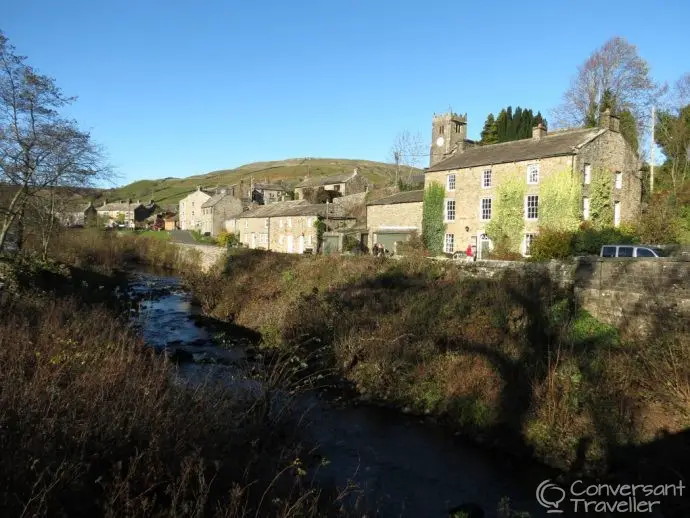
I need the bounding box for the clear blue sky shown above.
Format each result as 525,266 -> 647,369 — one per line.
4,0 -> 689,186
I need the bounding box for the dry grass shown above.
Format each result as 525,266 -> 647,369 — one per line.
0,281 -> 349,517
185,249 -> 690,473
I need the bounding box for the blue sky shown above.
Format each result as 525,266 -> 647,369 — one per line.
4,0 -> 689,186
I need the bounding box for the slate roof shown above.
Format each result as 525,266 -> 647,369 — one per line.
238,200 -> 351,219
295,171 -> 357,188
427,127 -> 606,172
367,190 -> 424,206
201,192 -> 231,208
97,201 -> 143,212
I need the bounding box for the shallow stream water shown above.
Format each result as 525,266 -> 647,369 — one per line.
128,270 -> 547,518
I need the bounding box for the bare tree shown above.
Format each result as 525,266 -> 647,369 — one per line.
553,37 -> 661,132
389,131 -> 426,184
0,31 -> 109,254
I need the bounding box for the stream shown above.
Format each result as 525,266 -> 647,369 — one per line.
127,270 -> 547,518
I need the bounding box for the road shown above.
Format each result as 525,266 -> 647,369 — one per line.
168,229 -> 198,245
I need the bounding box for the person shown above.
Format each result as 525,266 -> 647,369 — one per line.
465,243 -> 474,262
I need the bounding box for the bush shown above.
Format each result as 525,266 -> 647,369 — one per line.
529,228 -> 575,260
572,222 -> 639,255
217,231 -> 240,248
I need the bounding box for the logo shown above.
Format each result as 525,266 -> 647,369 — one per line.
536,480 -> 566,513
536,479 -> 685,514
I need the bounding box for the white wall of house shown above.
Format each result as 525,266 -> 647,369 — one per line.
179,190 -> 211,230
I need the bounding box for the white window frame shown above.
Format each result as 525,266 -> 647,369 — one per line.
264,218 -> 269,228
480,198 -> 492,221
482,169 -> 492,188
445,199 -> 456,222
244,220 -> 248,230
279,219 -> 284,229
524,233 -> 537,257
614,201 -> 621,227
287,217 -> 292,228
444,233 -> 455,254
447,174 -> 456,191
584,163 -> 591,185
615,171 -> 622,189
583,197 -> 590,220
525,195 -> 539,221
527,163 -> 540,185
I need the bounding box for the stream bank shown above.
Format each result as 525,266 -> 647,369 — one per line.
128,269 -> 551,518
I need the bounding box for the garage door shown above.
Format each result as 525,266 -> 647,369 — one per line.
375,233 -> 410,253
323,235 -> 340,255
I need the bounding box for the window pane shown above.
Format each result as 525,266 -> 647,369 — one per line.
445,200 -> 456,221
481,198 -> 491,220
526,195 -> 539,219
618,246 -> 633,257
636,248 -> 654,257
445,233 -> 454,253
602,246 -> 616,257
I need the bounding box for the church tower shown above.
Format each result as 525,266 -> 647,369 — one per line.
430,112 -> 467,167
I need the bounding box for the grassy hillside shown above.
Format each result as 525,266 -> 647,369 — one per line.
97,158 -> 422,208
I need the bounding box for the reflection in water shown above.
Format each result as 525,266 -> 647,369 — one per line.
130,271 -> 543,518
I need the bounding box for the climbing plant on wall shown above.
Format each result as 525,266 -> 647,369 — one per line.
485,176 -> 525,252
539,169 -> 582,231
589,169 -> 614,228
422,181 -> 445,255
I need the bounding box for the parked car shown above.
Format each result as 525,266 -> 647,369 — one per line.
600,244 -> 668,258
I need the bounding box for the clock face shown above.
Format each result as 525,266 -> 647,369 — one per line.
436,136 -> 445,147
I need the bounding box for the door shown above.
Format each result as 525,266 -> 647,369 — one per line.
376,233 -> 409,254
297,235 -> 305,254
287,235 -> 294,253
251,233 -> 256,248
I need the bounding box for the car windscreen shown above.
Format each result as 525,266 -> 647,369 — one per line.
636,247 -> 656,257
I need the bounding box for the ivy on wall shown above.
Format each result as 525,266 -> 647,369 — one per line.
485,176 -> 525,252
422,182 -> 446,255
539,169 -> 582,231
590,169 -> 613,228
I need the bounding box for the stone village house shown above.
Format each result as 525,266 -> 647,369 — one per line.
200,191 -> 244,236
424,109 -> 641,257
96,199 -> 157,228
366,190 -> 424,253
178,187 -> 214,231
230,200 -> 355,254
57,201 -> 98,227
293,169 -> 368,200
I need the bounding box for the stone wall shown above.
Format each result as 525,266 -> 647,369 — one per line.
174,243 -> 226,272
333,192 -> 366,212
574,257 -> 690,337
442,257 -> 690,337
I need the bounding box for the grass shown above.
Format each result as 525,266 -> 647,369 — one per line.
184,249 -> 690,474
95,158 -> 420,207
118,229 -> 171,241
0,274 -> 343,517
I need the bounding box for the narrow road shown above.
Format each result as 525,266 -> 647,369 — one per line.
168,229 -> 198,245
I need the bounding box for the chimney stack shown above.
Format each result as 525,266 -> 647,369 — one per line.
532,123 -> 547,140
599,108 -> 620,132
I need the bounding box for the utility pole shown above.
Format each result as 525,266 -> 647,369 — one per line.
650,106 -> 655,194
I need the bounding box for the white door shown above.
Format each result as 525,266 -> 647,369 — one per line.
287,235 -> 294,253
251,233 -> 256,248
297,235 -> 305,254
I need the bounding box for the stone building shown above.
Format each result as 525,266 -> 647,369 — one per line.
178,187 -> 213,230
294,169 -> 367,200
96,199 -> 156,228
366,190 -> 424,252
425,109 -> 641,257
57,201 -> 98,227
200,191 -> 243,236
233,200 -> 355,253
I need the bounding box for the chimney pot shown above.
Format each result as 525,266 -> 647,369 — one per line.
532,123 -> 547,139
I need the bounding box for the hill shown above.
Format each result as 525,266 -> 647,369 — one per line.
97,158 -> 423,208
